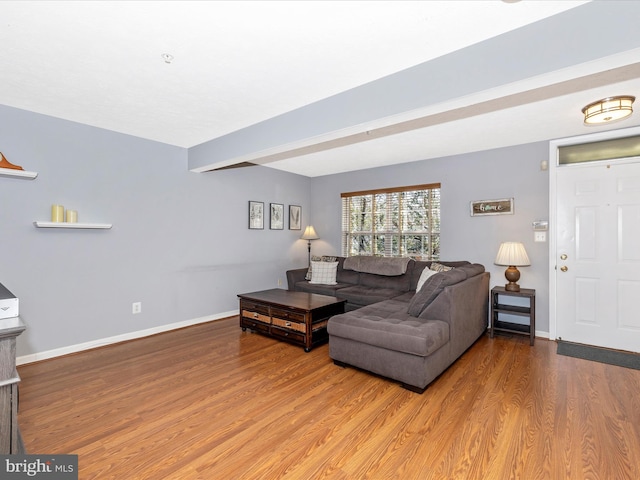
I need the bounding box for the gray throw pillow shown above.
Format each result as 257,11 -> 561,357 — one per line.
456,263 -> 485,278
407,269 -> 467,317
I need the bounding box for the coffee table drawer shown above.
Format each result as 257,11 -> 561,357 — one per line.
241,309 -> 271,324
271,326 -> 305,343
241,299 -> 269,313
271,308 -> 305,323
272,317 -> 306,333
241,317 -> 271,333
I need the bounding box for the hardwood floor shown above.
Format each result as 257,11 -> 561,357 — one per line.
17,317 -> 640,479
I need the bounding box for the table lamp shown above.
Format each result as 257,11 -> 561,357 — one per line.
494,242 -> 530,292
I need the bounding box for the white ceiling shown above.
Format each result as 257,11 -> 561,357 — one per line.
2,1 -> 639,177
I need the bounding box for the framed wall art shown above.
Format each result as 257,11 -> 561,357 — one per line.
248,201 -> 264,229
470,198 -> 514,216
289,205 -> 301,230
270,203 -> 284,230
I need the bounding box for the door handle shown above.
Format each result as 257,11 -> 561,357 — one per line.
560,266 -> 568,272
560,254 -> 568,260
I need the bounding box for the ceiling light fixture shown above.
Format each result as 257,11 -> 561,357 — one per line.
582,95 -> 635,125
161,53 -> 174,64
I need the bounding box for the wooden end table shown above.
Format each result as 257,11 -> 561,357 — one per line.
490,286 -> 536,345
238,289 -> 346,352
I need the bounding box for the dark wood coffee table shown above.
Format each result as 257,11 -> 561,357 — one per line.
238,289 -> 346,352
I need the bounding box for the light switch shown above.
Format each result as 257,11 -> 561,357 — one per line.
534,231 -> 546,242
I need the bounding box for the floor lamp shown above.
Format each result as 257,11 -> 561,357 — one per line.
301,226 -> 319,267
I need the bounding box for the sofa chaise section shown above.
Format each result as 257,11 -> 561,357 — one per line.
328,265 -> 489,392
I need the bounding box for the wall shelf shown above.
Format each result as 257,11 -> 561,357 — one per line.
0,168 -> 38,179
34,222 -> 112,229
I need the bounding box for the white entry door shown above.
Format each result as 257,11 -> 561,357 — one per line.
556,160 -> 640,353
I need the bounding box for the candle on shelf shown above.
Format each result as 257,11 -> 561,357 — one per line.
65,210 -> 78,223
51,205 -> 64,222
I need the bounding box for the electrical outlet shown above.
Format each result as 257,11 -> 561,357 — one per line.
277,278 -> 282,287
132,302 -> 142,314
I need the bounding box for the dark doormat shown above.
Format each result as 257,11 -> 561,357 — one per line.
557,341 -> 640,370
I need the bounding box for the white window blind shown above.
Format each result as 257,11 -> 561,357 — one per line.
341,183 -> 441,259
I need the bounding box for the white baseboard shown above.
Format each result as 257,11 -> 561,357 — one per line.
487,326 -> 550,340
535,330 -> 550,339
17,310 -> 238,366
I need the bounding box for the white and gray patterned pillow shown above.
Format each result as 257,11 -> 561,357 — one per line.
430,262 -> 454,273
309,261 -> 339,285
305,255 -> 338,280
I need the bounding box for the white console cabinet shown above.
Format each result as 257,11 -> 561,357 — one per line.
0,317 -> 26,454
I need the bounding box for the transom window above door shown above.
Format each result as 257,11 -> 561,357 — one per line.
341,183 -> 441,260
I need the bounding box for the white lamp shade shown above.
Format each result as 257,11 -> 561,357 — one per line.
301,225 -> 319,240
495,242 -> 530,266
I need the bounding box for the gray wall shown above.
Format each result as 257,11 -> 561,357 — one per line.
2,104 -> 551,361
0,105 -> 311,359
310,142 -> 550,334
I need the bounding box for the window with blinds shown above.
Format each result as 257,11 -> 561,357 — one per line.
341,183 -> 441,260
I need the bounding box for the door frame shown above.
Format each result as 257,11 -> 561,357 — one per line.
548,125 -> 640,341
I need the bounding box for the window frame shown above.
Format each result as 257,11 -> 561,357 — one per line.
341,183 -> 441,260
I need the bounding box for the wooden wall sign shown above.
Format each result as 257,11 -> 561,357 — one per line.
470,198 -> 514,216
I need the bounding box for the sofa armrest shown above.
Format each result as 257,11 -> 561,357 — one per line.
286,267 -> 309,290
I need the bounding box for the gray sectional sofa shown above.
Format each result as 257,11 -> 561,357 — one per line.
287,256 -> 490,392
286,256 -> 471,311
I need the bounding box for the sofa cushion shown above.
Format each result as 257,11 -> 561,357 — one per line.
336,285 -> 406,306
343,255 -> 412,276
359,271 -> 412,291
410,261 -> 470,290
407,269 -> 467,317
335,257 -> 360,284
309,261 -> 338,285
294,281 -> 350,297
456,263 -> 485,278
328,299 -> 449,357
